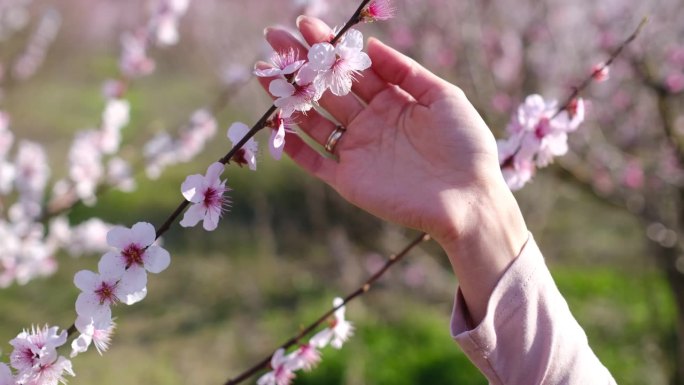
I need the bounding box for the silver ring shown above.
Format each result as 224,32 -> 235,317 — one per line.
324,125 -> 346,154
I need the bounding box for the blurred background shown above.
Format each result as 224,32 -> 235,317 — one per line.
0,0 -> 682,384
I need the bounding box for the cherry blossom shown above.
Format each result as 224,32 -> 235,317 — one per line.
290,331 -> 329,372
269,65 -> 322,117
100,98 -> 130,155
268,111 -> 296,160
591,63 -> 610,82
144,109 -> 218,178
314,297 -> 354,349
256,348 -> 298,385
14,141 -> 50,203
8,325 -> 74,385
71,315 -> 116,357
227,122 -> 258,170
305,29 -> 371,96
68,130 -> 104,204
106,157 -> 136,192
360,0 -> 395,22
180,162 -> 230,231
74,255 -> 147,321
9,325 -> 66,373
101,222 -> 170,279
497,94 -> 588,190
254,48 -> 305,78
120,30 -> 155,77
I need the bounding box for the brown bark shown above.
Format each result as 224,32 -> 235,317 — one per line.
650,242 -> 684,385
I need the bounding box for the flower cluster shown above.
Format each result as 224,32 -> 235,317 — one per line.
264,28 -> 371,116
144,109 -> 218,179
497,94 -> 586,190
72,222 -> 170,357
1,1 -> 393,384
121,0 -> 189,77
2,325 -> 74,385
0,1 -> 192,289
257,298 -> 354,385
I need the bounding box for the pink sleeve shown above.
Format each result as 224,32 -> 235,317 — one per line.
450,233 -> 617,385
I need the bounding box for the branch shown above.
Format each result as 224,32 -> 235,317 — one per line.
154,0 -> 373,240
223,232 -> 430,385
553,17 -> 648,118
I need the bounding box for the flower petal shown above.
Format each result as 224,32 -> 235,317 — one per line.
180,203 -> 206,228
106,226 -> 132,249
181,174 -> 206,203
98,251 -> 126,281
131,222 -> 156,247
268,79 -> 295,98
205,162 -> 224,181
143,246 -> 171,274
74,270 -> 99,292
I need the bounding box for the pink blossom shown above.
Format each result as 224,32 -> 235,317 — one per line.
14,141 -> 50,203
71,315 -> 116,357
665,72 -> 684,93
314,297 -> 354,349
623,160 -> 645,189
306,29 -> 371,96
9,325 -> 66,373
256,348 -> 298,385
107,157 -> 136,192
291,331 -> 329,372
100,99 -> 130,154
57,218 -> 112,257
8,325 -> 74,385
17,355 -> 74,385
180,162 -> 230,231
254,48 -> 305,78
268,111 -> 296,160
269,65 -> 322,117
68,130 -> 104,204
74,255 -> 147,321
227,122 -> 258,170
101,222 -> 170,277
591,63 -> 610,82
120,31 -> 155,77
0,363 -> 14,385
361,0 -> 395,22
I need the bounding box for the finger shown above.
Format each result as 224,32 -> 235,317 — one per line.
255,61 -> 338,147
366,37 -> 450,105
263,27 -> 364,127
295,15 -> 388,104
283,132 -> 337,184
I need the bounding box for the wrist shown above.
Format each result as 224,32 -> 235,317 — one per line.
431,176 -> 529,324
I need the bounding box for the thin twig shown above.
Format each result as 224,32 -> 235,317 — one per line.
224,232 -> 430,385
553,17 -> 648,118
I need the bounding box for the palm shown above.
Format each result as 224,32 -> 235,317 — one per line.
331,90 -> 500,233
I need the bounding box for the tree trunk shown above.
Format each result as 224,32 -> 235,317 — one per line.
650,242 -> 684,385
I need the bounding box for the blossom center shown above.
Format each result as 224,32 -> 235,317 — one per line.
122,244 -> 145,268
534,117 -> 551,139
95,281 -> 119,305
203,186 -> 224,208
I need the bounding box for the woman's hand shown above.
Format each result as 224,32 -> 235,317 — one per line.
258,16 -> 528,324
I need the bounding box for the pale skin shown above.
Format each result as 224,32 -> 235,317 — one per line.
258,16 -> 529,325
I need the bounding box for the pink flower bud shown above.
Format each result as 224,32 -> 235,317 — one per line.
591,63 -> 610,82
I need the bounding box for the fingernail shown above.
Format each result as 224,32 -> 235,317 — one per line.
295,15 -> 306,28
